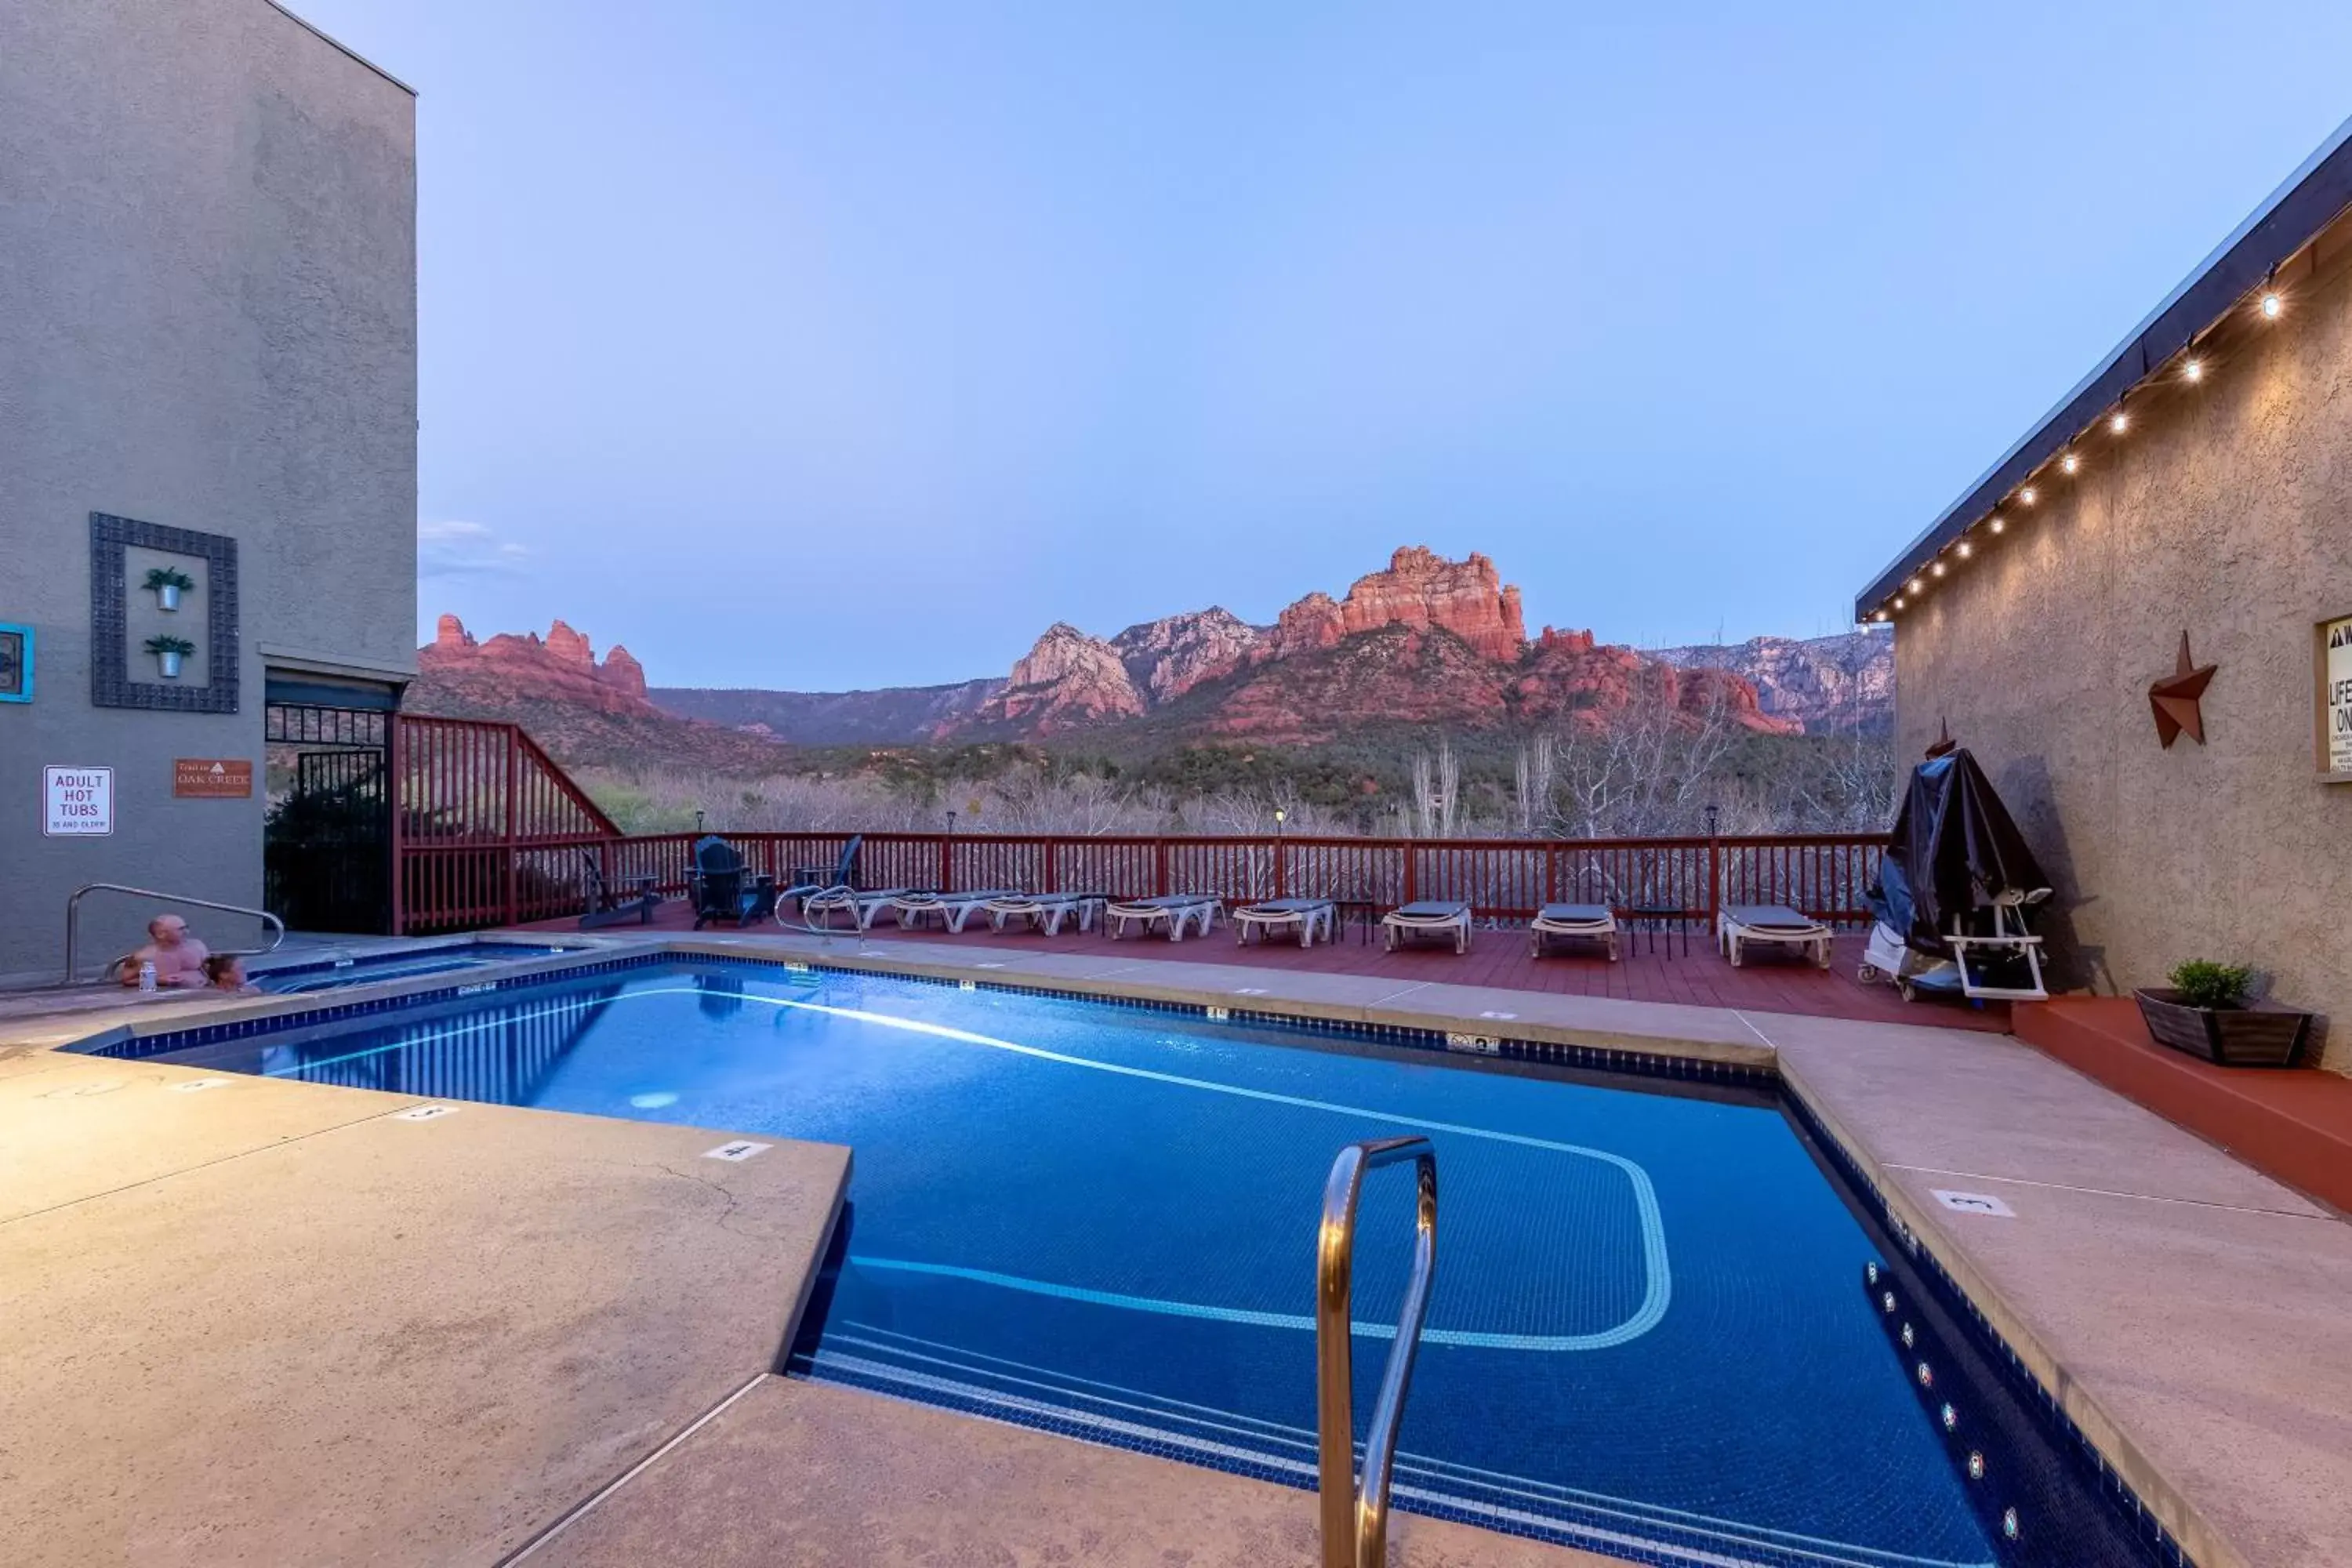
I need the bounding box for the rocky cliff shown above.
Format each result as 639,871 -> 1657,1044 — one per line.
417,615 -> 655,716
1652,631 -> 1893,732
1259,546 -> 1524,664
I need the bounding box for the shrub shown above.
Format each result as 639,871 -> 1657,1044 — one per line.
2168,960 -> 2252,1010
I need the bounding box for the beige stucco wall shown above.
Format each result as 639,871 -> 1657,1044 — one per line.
0,0 -> 416,978
1894,225 -> 2352,1072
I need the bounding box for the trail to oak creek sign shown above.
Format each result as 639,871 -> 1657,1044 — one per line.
174,758 -> 252,799
43,766 -> 114,835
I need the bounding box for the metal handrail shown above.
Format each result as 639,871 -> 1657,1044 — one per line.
1318,1136 -> 1439,1568
64,882 -> 287,985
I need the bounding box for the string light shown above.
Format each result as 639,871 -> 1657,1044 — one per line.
2183,357 -> 2204,383
1893,597 -> 1907,611
2061,452 -> 2079,474
1990,516 -> 2005,534
2111,409 -> 2129,434
2262,290 -> 2283,318
1957,540 -> 1973,559
2020,486 -> 2038,505
1907,577 -> 1925,595
1932,561 -> 1947,578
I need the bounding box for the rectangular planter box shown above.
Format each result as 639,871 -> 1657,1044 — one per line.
2135,989 -> 2313,1068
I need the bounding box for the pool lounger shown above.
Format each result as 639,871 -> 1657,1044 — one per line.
1105,894 -> 1223,942
888,890 -> 1022,934
1232,897 -> 1336,948
1381,900 -> 1472,954
1530,902 -> 1619,960
804,886 -> 930,932
985,892 -> 1107,936
1717,903 -> 1833,968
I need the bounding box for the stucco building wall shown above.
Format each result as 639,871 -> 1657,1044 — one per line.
0,0 -> 416,978
1894,224 -> 2352,1071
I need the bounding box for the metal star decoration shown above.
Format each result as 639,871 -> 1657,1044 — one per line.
2148,631 -> 2217,747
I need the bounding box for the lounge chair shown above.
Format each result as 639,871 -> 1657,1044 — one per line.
889,889 -> 1022,934
1530,902 -> 1618,960
804,884 -> 929,932
1381,901 -> 1472,954
776,836 -> 864,916
1105,893 -> 1222,942
1232,897 -> 1336,948
1717,904 -> 1833,968
985,891 -> 1107,936
688,836 -> 775,929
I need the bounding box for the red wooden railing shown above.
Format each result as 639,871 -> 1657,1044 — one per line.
388,716 -> 1890,936
391,715 -> 622,933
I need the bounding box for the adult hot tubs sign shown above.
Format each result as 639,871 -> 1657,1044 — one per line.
43,766 -> 114,835
2324,614 -> 2352,779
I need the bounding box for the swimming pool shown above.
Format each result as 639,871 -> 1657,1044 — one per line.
133,958 -> 2165,1568
249,942 -> 575,993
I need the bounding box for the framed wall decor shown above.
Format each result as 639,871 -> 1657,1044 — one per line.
90,512 -> 240,713
0,622 -> 31,702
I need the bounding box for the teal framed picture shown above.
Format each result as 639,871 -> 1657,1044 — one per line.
0,622 -> 29,702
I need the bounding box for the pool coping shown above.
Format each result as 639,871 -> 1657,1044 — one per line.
19,930 -> 2325,1568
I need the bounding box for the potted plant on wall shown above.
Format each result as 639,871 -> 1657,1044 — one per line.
143,633 -> 197,679
142,566 -> 195,611
2136,961 -> 2315,1067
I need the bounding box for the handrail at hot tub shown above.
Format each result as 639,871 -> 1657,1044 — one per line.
64,882 -> 287,985
1317,1135 -> 1439,1568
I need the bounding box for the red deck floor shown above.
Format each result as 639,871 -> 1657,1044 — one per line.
521,902 -> 2010,1033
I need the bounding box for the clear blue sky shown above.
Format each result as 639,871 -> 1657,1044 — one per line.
302,0 -> 2352,691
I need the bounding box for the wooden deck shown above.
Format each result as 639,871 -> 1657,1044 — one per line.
523,902 -> 2010,1033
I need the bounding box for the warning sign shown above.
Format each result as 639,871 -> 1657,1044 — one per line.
2325,615 -> 2352,776
174,758 -> 253,799
44,766 -> 114,835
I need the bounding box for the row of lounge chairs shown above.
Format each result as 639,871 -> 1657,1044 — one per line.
678,837 -> 1836,964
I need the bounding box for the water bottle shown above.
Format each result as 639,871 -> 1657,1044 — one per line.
138,960 -> 158,994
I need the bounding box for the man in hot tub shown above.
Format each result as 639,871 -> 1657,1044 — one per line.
119,913 -> 211,989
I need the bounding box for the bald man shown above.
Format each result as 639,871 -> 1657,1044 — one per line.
122,914 -> 211,989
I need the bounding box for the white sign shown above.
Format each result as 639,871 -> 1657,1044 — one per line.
703,1139 -> 771,1163
2325,615 -> 2352,775
1931,1189 -> 2016,1218
43,766 -> 114,836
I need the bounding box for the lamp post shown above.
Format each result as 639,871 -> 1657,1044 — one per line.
1272,808 -> 1287,899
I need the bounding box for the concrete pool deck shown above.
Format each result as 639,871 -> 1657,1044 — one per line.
2,931 -> 2347,1566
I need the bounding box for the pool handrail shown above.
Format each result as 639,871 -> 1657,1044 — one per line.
1317,1135 -> 1439,1568
64,882 -> 287,985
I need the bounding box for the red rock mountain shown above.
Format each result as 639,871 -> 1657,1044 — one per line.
423,547 -> 1825,753
418,615 -> 655,716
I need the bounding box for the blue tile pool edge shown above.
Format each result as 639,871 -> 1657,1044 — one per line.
66,942 -> 2197,1566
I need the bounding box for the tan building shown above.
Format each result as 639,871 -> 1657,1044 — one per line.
1859,118 -> 2352,1072
0,0 -> 417,981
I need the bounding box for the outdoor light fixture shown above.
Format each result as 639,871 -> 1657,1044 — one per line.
1957,540 -> 1973,558
1907,577 -> 1924,594
2061,452 -> 2079,474
1932,561 -> 1946,578
2183,357 -> 2204,383
1990,516 -> 2005,533
2111,408 -> 2129,434
2020,486 -> 2038,505
2262,290 -> 2283,318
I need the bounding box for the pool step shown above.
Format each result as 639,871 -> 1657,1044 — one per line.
793,1323 -> 1936,1568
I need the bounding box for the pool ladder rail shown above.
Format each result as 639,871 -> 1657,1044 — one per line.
64,881 -> 287,985
1318,1136 -> 1438,1568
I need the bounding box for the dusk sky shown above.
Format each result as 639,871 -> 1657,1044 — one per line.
300,1 -> 2352,691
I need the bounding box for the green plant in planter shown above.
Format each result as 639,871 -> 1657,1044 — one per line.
143,634 -> 198,657
2169,960 -> 2252,1010
142,567 -> 196,593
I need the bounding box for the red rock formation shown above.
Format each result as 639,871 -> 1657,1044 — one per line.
1510,629 -> 1797,735
1110,608 -> 1262,704
1262,547 -> 1526,664
416,615 -> 656,716
966,622 -> 1147,733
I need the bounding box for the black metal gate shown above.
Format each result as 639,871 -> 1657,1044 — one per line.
264,702 -> 393,935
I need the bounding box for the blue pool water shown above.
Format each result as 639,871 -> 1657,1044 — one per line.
143,960 -> 2165,1568
250,942 -> 574,993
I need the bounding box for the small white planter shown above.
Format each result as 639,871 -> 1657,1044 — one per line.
156,583 -> 182,612
157,650 -> 184,678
